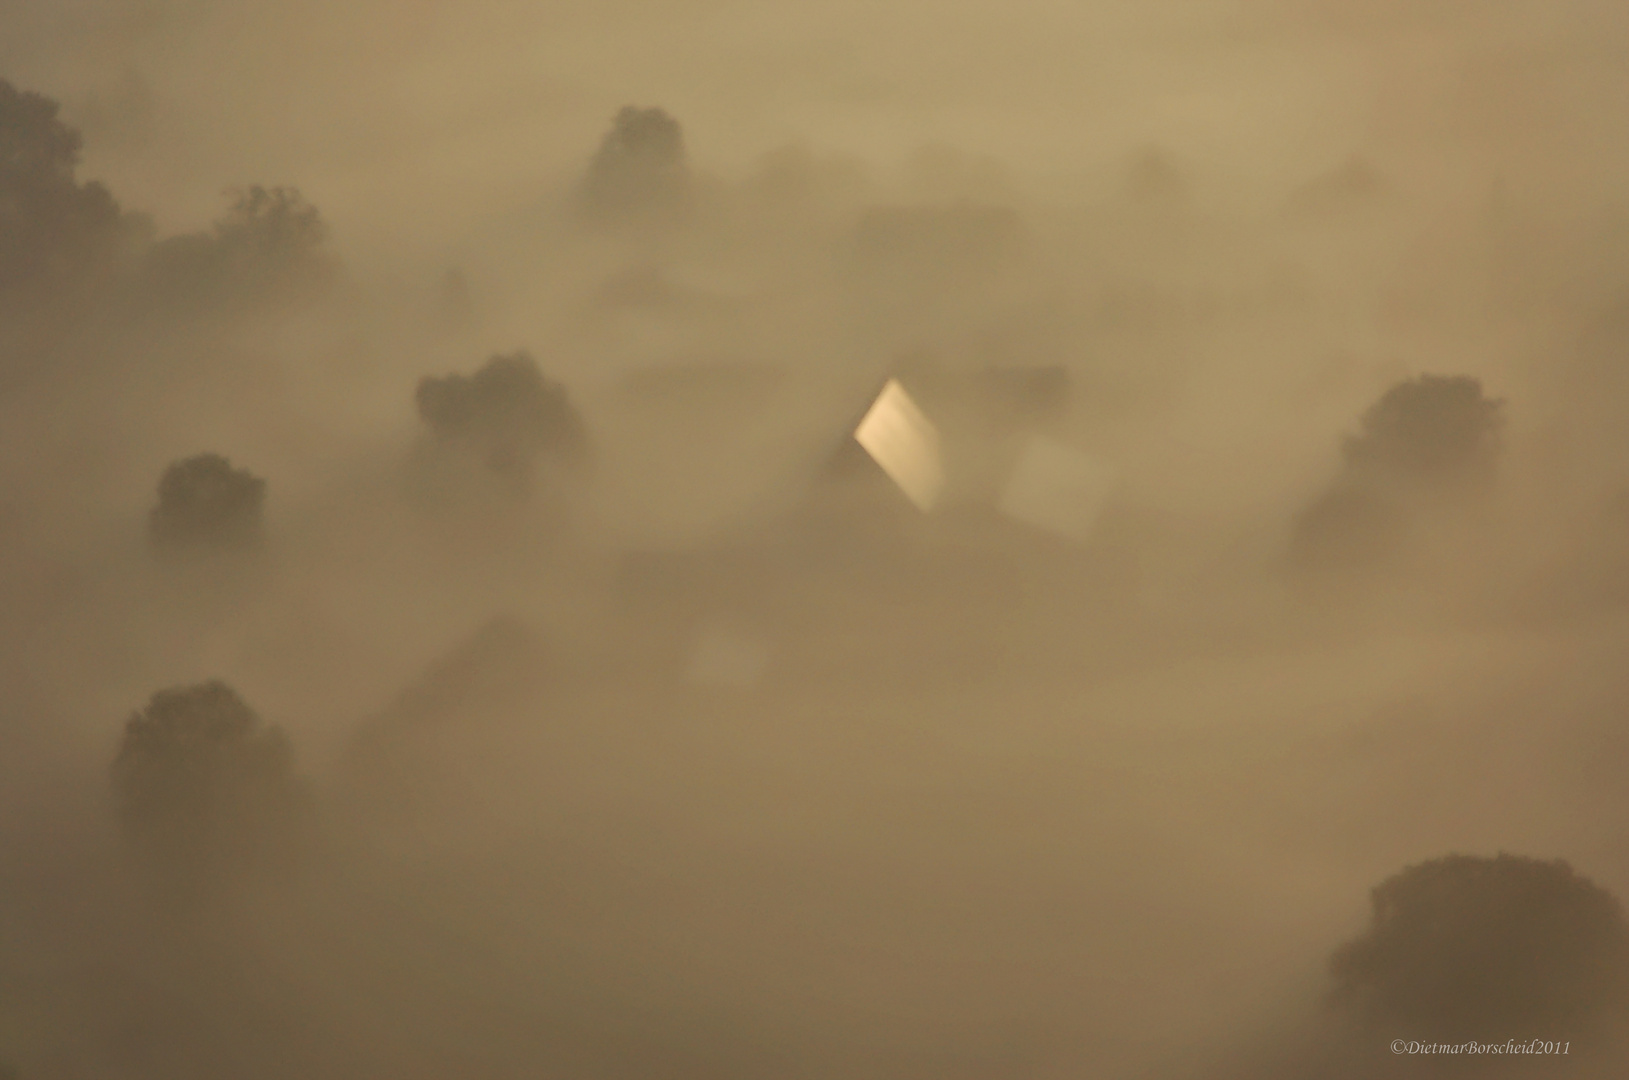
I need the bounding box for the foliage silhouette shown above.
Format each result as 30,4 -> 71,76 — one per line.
579,105 -> 690,225
1342,374 -> 1505,488
0,78 -> 136,301
149,453 -> 267,551
112,681 -> 304,880
415,351 -> 590,478
1330,853 -> 1629,1038
1289,374 -> 1505,571
145,185 -> 333,311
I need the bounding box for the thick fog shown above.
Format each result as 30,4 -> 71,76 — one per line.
4,0 -> 1629,1077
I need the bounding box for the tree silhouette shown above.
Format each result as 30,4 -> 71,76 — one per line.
149,453 -> 267,551
0,78 -> 134,299
1289,374 -> 1505,570
416,350 -> 590,481
112,681 -> 303,876
578,105 -> 690,225
145,185 -> 333,310
1330,853 -> 1629,1038
1342,374 -> 1505,489
213,185 -> 327,263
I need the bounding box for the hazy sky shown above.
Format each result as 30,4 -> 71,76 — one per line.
8,0 -> 1583,247
0,0 -> 1614,286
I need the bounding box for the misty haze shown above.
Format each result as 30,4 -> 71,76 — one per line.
5,1 -> 1629,1077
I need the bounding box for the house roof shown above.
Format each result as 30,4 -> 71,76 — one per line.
581,356 -> 1085,552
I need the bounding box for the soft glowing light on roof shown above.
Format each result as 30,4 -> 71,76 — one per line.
852,378 -> 946,512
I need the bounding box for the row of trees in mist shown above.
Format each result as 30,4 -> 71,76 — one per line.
1,72 -> 1024,333
20,60 -> 1554,598
93,669 -> 1629,1060
0,76 -> 719,353
101,614 -> 545,901
137,360 -> 1535,583
570,97 -> 1035,331
0,78 -> 333,340
144,349 -> 591,555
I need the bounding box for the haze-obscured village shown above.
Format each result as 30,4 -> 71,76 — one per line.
5,2 -> 1629,1076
